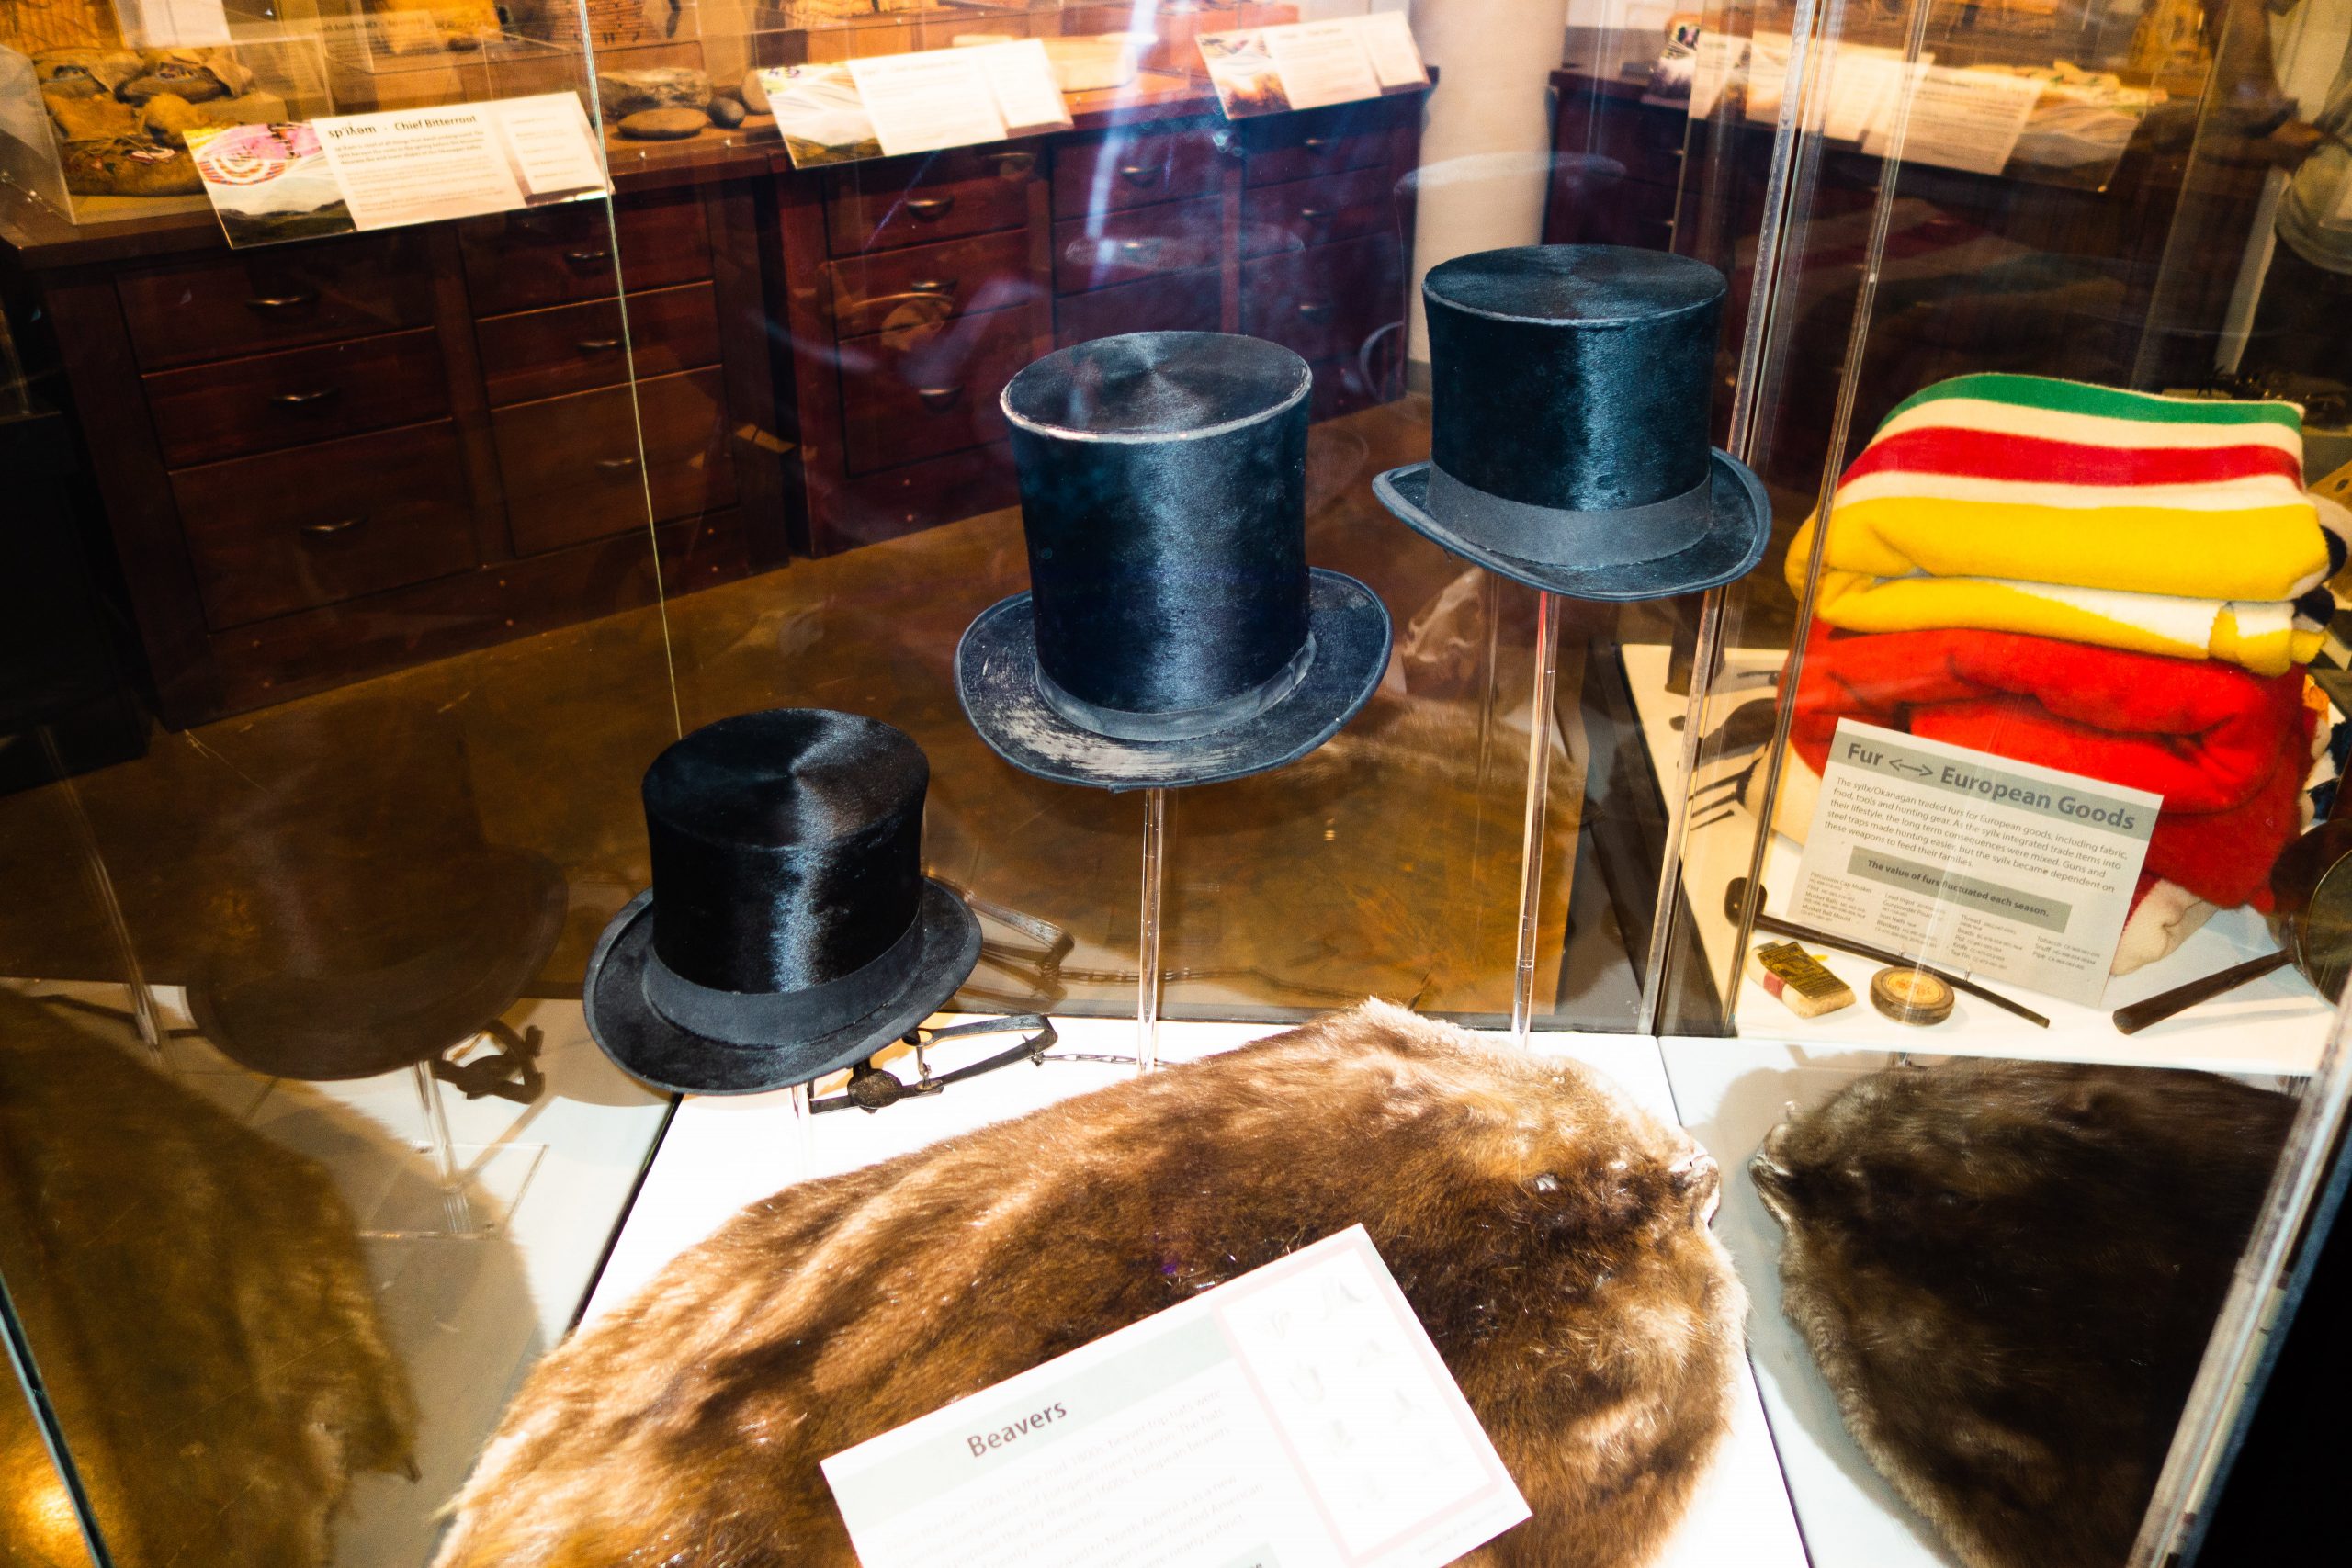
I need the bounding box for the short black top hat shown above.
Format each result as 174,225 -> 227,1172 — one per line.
583,709 -> 981,1095
1374,245 -> 1769,601
956,331 -> 1392,791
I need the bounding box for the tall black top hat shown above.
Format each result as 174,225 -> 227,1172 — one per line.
1374,245 -> 1770,601
956,331 -> 1392,791
583,709 -> 981,1095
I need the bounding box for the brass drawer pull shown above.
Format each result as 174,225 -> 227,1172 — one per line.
269,387 -> 341,408
914,384 -> 964,412
905,196 -> 956,220
1118,240 -> 1149,254
595,456 -> 639,472
908,278 -> 956,296
1297,207 -> 1330,221
300,515 -> 364,536
245,291 -> 315,311
1303,136 -> 1330,150
1117,163 -> 1160,183
564,247 -> 610,267
1295,301 -> 1335,321
576,336 -> 624,353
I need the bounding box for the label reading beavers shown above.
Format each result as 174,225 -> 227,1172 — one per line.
1789,720 -> 2158,1006
820,1226 -> 1528,1568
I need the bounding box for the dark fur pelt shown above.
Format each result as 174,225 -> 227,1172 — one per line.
438,1002 -> 1744,1568
1751,1058 -> 2294,1568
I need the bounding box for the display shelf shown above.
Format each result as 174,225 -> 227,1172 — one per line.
589,1015 -> 1810,1568
1658,1039 -> 1968,1568
1623,644 -> 2336,1075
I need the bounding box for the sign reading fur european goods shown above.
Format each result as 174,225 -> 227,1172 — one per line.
820,1226 -> 1529,1568
1791,720 -> 2158,1004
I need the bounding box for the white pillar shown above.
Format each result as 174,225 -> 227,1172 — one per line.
1405,0 -> 1573,367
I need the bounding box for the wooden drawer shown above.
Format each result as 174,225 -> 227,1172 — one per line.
1241,165 -> 1398,257
494,367 -> 733,555
173,422 -> 476,629
476,282 -> 721,406
826,145 -> 1040,254
827,229 -> 1035,340
461,188 -> 711,316
144,329 -> 449,468
809,441 -> 1017,555
1052,123 -> 1225,218
1551,171 -> 1680,251
1241,101 -> 1396,187
1056,267 -> 1222,347
117,233 -> 437,371
1556,88 -> 1687,191
1052,197 -> 1223,293
1240,233 -> 1403,365
838,305 -> 1032,475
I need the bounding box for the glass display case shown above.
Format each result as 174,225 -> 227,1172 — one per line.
1,0 -> 2346,1563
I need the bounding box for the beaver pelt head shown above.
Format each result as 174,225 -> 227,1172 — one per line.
1751,1057 -> 2293,1568
436,1001 -> 1744,1568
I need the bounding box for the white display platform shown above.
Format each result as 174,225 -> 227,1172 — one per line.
590,1016 -> 1809,1568
1623,643 -> 2335,1074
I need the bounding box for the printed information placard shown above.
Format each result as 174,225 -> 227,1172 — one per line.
1200,15 -> 1428,119
821,1226 -> 1529,1568
764,40 -> 1070,168
1791,721 -> 2158,1004
187,93 -> 607,247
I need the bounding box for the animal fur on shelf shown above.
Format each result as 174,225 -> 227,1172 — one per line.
437,1002 -> 1744,1568
1751,1058 -> 2294,1568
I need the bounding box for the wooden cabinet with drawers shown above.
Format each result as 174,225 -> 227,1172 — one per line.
776,79 -> 1425,556
5,170 -> 783,727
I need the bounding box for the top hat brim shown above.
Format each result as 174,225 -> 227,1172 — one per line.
192,845 -> 570,1081
1372,451 -> 1770,602
955,568 -> 1393,792
582,878 -> 982,1097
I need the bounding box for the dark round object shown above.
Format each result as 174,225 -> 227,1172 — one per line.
1373,243 -> 1770,602
707,96 -> 746,129
584,709 -> 983,1095
959,332 -> 1393,790
1869,966 -> 1955,1027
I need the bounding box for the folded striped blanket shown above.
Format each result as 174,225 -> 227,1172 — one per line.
1781,623 -> 2319,913
1789,375 -> 2341,675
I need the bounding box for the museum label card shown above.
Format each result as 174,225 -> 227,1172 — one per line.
820,1226 -> 1530,1568
847,51 -> 1003,156
1862,65 -> 2042,175
193,95 -> 606,247
1201,15 -> 1427,119
1791,721 -> 2157,1004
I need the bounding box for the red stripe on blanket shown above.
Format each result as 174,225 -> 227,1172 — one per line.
1841,428 -> 2305,489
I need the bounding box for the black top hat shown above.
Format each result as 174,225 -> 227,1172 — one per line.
1374,245 -> 1770,601
956,331 -> 1392,791
583,709 -> 981,1095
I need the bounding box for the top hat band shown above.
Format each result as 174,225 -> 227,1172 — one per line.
1422,464 -> 1714,569
641,905 -> 926,1050
1034,632 -> 1318,743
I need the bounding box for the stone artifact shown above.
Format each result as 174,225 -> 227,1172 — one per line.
706,96 -> 746,129
594,67 -> 712,123
739,69 -> 770,114
616,107 -> 709,141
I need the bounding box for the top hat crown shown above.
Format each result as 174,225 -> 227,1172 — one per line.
583,709 -> 980,1095
956,332 -> 1392,791
1374,245 -> 1770,601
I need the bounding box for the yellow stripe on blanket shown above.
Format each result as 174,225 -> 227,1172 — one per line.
1810,497 -> 2329,601
1808,570 -> 2320,675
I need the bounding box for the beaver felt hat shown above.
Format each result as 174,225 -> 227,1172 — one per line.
1374,245 -> 1770,601
583,709 -> 981,1096
956,331 -> 1392,791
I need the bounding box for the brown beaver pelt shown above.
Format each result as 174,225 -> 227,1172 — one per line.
437,1002 -> 1745,1568
1751,1058 -> 2294,1568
